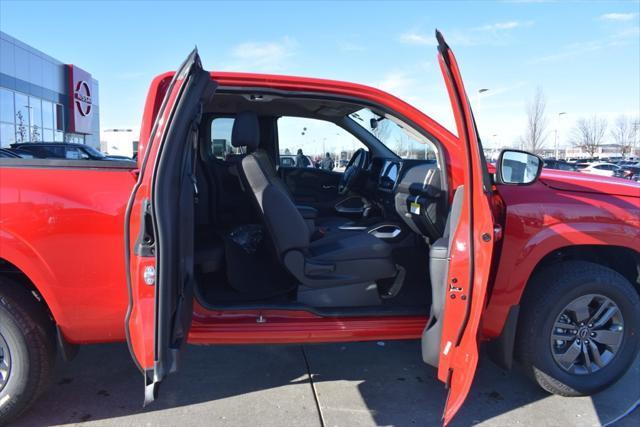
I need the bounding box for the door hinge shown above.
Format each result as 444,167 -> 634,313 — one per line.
134,199 -> 156,257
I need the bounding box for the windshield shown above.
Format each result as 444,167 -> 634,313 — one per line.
83,145 -> 106,158
349,108 -> 437,160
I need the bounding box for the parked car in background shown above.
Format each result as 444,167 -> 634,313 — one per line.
578,162 -> 621,177
333,158 -> 349,172
10,143 -> 133,162
616,160 -> 638,167
543,159 -> 578,171
279,154 -> 315,168
615,164 -> 640,180
0,148 -> 35,159
0,148 -> 20,158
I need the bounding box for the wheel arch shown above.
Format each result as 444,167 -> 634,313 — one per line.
486,243 -> 640,370
0,230 -> 62,327
0,257 -> 56,322
526,245 -> 640,296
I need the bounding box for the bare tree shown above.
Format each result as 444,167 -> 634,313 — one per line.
519,87 -> 549,154
634,118 -> 640,156
610,115 -> 636,156
571,115 -> 608,157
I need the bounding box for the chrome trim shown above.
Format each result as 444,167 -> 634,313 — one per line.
338,225 -> 368,231
369,224 -> 402,239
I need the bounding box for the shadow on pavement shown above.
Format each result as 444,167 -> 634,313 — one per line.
11,340 -> 639,426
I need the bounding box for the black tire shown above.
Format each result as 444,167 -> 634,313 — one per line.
0,277 -> 56,425
516,261 -> 640,397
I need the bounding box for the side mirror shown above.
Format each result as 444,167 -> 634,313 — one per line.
496,149 -> 543,185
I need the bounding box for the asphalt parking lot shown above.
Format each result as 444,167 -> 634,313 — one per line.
12,340 -> 639,426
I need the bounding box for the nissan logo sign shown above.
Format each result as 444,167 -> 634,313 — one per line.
74,80 -> 92,117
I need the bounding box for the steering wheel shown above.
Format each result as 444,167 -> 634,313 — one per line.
338,148 -> 369,194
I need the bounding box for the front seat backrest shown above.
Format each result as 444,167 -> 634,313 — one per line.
233,111 -> 311,259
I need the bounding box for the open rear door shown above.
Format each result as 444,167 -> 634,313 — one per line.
124,49 -> 214,404
428,31 -> 496,425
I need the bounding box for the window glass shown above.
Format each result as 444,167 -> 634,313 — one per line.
46,146 -> 66,158
0,122 -> 16,148
30,127 -> 41,142
29,97 -> 42,131
42,100 -> 54,133
64,134 -> 84,144
64,147 -> 90,160
0,88 -> 14,124
54,103 -> 64,131
14,93 -> 30,142
83,145 -> 105,158
210,117 -> 244,160
42,128 -> 53,142
279,156 -> 295,167
54,130 -> 64,142
277,116 -> 366,171
595,164 -> 613,170
349,108 -> 437,161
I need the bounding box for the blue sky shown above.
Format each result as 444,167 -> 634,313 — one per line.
1,0 -> 638,150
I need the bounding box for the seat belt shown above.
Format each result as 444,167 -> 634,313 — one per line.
189,103 -> 203,204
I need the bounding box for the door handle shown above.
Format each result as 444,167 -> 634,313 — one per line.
322,185 -> 336,189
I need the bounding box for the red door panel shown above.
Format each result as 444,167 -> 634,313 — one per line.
125,49 -> 206,403
433,31 -> 496,425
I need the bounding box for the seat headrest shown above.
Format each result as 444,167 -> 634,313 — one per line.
231,110 -> 259,149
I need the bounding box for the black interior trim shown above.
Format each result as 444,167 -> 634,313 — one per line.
215,86 -> 447,172
192,281 -> 427,317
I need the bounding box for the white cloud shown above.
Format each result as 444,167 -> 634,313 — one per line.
227,37 -> 297,71
400,21 -> 533,49
600,13 -> 637,22
398,31 -> 436,46
375,71 -> 415,94
531,25 -> 639,63
476,20 -> 533,31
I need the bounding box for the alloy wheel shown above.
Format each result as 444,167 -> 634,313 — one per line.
550,294 -> 624,375
0,332 -> 11,392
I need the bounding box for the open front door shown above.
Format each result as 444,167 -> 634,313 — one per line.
124,49 -> 214,404
427,31 -> 496,425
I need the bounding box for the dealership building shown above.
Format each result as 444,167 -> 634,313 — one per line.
0,31 -> 100,148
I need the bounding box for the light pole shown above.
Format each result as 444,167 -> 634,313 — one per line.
632,121 -> 640,158
477,88 -> 490,109
554,112 -> 567,159
476,89 -> 490,145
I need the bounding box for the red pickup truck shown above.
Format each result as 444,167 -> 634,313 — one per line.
1,32 -> 639,425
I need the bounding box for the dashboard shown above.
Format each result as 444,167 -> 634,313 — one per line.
378,160 -> 400,191
368,157 -> 446,241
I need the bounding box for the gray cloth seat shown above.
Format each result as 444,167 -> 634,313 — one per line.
229,111 -> 351,232
233,111 -> 397,294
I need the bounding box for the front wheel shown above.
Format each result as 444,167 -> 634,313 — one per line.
0,278 -> 55,424
516,261 -> 640,396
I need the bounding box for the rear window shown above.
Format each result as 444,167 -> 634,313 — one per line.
280,157 -> 295,167
210,117 -> 245,160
